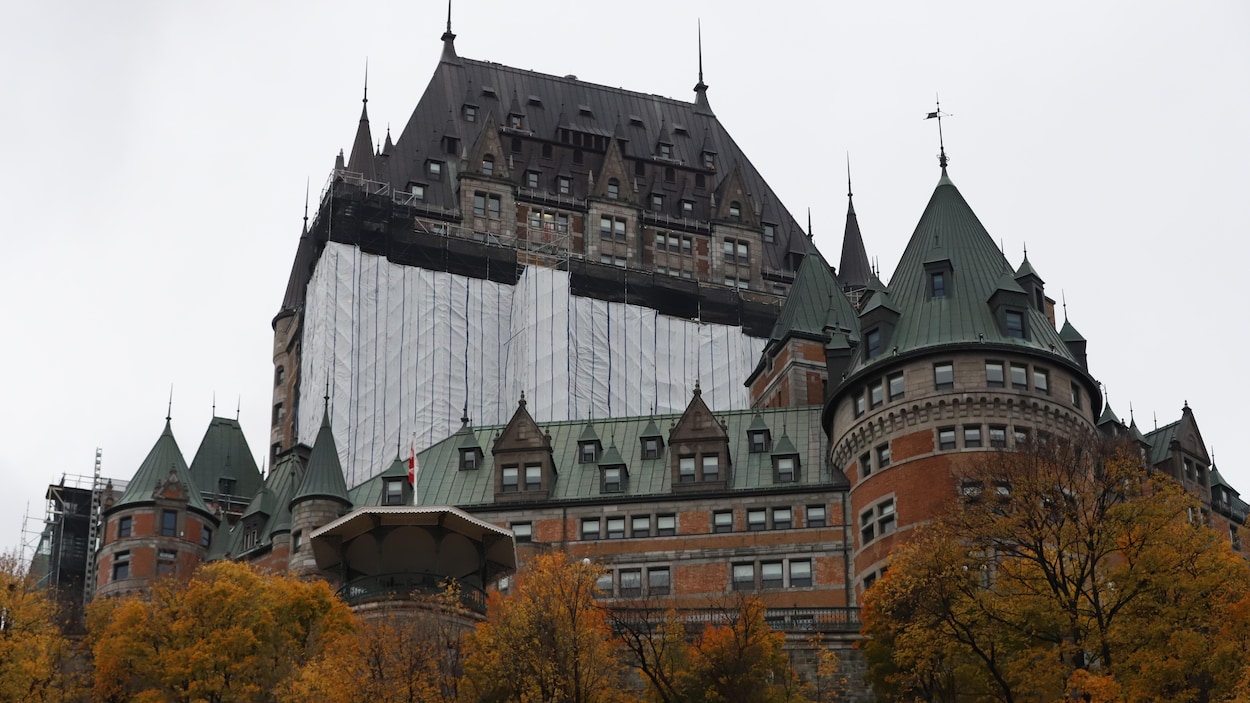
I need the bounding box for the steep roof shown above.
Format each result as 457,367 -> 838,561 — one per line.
846,168 -> 1076,376
1059,318 -> 1086,343
381,45 -> 807,272
838,193 -> 871,290
345,92 -> 375,180
1097,403 -> 1121,427
112,420 -> 212,516
221,451 -> 303,558
276,220 -> 316,321
292,409 -> 351,506
1144,419 -> 1182,468
188,417 -> 264,500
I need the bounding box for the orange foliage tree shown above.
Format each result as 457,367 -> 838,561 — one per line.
87,561 -> 356,703
861,435 -> 1250,702
0,552 -> 80,702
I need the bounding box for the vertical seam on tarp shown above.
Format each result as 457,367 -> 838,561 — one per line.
373,259 -> 382,475
400,264 -> 407,457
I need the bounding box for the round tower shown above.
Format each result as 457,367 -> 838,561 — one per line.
288,400 -> 352,579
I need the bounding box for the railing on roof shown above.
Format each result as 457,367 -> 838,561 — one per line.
610,606 -> 861,634
336,572 -> 487,614
515,187 -> 587,210
641,211 -> 712,234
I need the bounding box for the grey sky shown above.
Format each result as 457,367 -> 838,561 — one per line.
2,0 -> 1247,552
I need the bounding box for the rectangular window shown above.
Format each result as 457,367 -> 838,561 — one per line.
648,567 -> 671,595
429,161 -> 442,178
488,195 -> 501,219
761,561 -> 784,589
596,574 -> 613,595
775,457 -> 795,483
384,479 -> 404,505
722,240 -> 735,263
866,329 -> 882,358
581,518 -> 601,540
656,514 -> 676,536
989,426 -> 1007,448
1033,368 -> 1049,394
161,510 -> 177,537
558,176 -> 571,194
860,499 -> 896,544
750,431 -> 769,453
501,466 -> 519,492
713,510 -> 734,534
747,509 -> 767,532
732,563 -> 755,591
511,522 -> 532,543
702,455 -> 720,481
652,193 -> 665,210
461,449 -> 478,470
524,464 -> 542,491
201,527 -> 212,548
1005,310 -> 1025,338
631,515 -> 651,537
763,223 -> 776,242
156,559 -> 175,577
931,271 -> 946,298
1071,381 -> 1081,408
869,383 -> 884,408
790,559 -> 813,587
806,505 -> 827,528
118,516 -> 132,538
619,569 -> 642,596
606,517 -> 626,539
772,507 -> 792,530
642,438 -> 660,459
679,456 -> 696,483
876,444 -> 891,468
526,171 -> 539,188
602,467 -> 623,493
272,402 -> 284,426
854,393 -> 866,417
888,372 -> 905,400
473,192 -> 486,216
860,452 -> 872,478
938,427 -> 957,451
986,361 -> 1005,388
964,426 -> 983,448
682,200 -> 695,217
934,362 -> 954,390
1014,427 -> 1030,445
1010,364 -> 1028,390
112,552 -> 130,581
580,442 -> 597,463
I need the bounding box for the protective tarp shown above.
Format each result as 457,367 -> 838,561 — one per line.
300,242 -> 766,487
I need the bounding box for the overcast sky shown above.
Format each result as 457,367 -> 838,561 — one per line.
3,1 -> 1247,554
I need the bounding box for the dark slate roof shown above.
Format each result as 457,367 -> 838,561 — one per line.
380,51 -> 807,271
277,223 -> 316,318
1127,418 -> 1148,445
847,169 -> 1077,376
382,405 -> 836,507
1144,419 -> 1181,468
1059,318 -> 1086,343
1097,403 -> 1121,427
839,194 -> 871,290
292,411 -> 351,506
222,451 -> 303,558
112,420 -> 212,516
188,417 -> 264,501
1015,255 -> 1043,283
1210,464 -> 1236,493
346,97 -> 376,181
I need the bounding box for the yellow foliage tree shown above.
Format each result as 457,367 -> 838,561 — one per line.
678,596 -> 805,703
0,552 -> 80,702
861,435 -> 1250,703
88,560 -> 356,703
460,552 -> 628,703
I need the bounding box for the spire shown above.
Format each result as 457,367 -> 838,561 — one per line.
924,96 -> 951,170
440,0 -> 459,62
302,178 -> 310,233
292,392 -> 350,507
346,63 -> 376,181
838,157 -> 871,291
693,21 -> 713,115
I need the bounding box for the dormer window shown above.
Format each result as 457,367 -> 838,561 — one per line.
526,171 -> 540,189
763,223 -> 776,243
524,464 -> 542,491
651,193 -> 664,210
383,478 -> 404,506
408,183 -> 426,201
682,200 -> 694,217
607,179 -> 620,200
558,176 -> 571,195
428,160 -> 443,179
658,143 -> 672,159
481,155 -> 494,176
508,114 -> 523,129
580,441 -> 598,463
749,430 -> 770,453
664,166 -> 675,182
931,271 -> 946,298
463,104 -> 477,122
460,448 -> 479,470
641,437 -> 661,460
443,136 -> 459,155
501,466 -> 519,492
679,456 -> 696,483
774,456 -> 797,483
729,201 -> 741,220
601,466 -> 626,493
702,151 -> 715,169
217,478 -> 235,496
701,455 -> 720,481
1005,310 -> 1025,339
865,328 -> 882,359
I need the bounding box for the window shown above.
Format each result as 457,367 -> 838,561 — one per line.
511,136 -> 523,153
702,455 -> 720,481
703,151 -> 715,169
558,176 -> 571,195
443,136 -> 460,155
464,105 -> 477,122
1033,368 -> 1049,394
860,499 -> 896,543
772,507 -> 792,530
864,328 -> 886,359
860,452 -> 872,478
118,516 -> 132,538
775,457 -> 796,483
501,466 -> 519,492
938,427 -> 957,451
747,509 -> 767,532
620,569 -> 642,596
651,193 -> 665,210
488,195 -> 501,219
602,467 -> 624,493
525,170 -> 539,188
986,361 -> 1005,388
642,438 -> 660,460
648,567 -> 671,595
474,192 -> 500,218
656,514 -> 676,536
854,393 -> 866,417
869,382 -> 884,408
161,510 -> 177,537
679,456 -> 696,483
580,442 -> 598,464
272,402 -> 284,426
600,216 -> 627,241
806,505 -> 827,528
606,517 -> 626,539
218,478 -> 235,496
761,561 -> 784,589
511,522 -> 532,543
713,510 -> 734,533
1005,310 -> 1025,339
763,223 -> 776,242
384,479 -> 404,505
481,155 -> 494,176
876,443 -> 891,468
410,183 -> 425,200
595,574 -> 613,595
732,563 -> 755,591
934,362 -> 954,390
460,448 -> 478,470
600,254 -> 626,267
729,201 -> 741,220
1070,381 -> 1081,408
931,271 -> 946,298
157,550 -> 176,576
112,551 -> 130,581
1010,364 -> 1028,389
682,199 -> 694,217
606,179 -> 619,199
750,430 -> 769,453
632,515 -> 651,537
658,143 -> 672,159
581,518 -> 601,540
524,464 -> 542,491
274,365 -> 285,386
888,372 -> 905,400
201,527 -> 212,548
790,559 -> 813,587
1013,427 -> 1030,445
508,114 -> 522,129
473,192 -> 486,216
428,161 -> 443,178
964,426 -> 983,448
989,426 -> 1007,448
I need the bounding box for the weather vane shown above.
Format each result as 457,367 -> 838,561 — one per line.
925,95 -> 952,168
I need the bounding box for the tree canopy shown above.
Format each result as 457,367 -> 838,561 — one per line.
0,552 -> 79,702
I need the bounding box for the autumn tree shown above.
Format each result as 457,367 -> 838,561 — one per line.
861,434 -> 1250,702
88,560 -> 356,703
461,552 -> 628,703
0,552 -> 80,702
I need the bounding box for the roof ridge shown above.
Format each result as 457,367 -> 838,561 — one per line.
461,58 -> 703,109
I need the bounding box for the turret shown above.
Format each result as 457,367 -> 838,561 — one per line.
288,398 -> 351,578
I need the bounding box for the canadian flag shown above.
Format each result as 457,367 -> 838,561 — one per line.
408,440 -> 419,485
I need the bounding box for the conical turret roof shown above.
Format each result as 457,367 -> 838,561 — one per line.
1097,402 -> 1121,427
189,416 -> 263,500
346,89 -> 376,180
839,194 -> 871,290
292,407 -> 351,506
112,419 -> 212,516
768,239 -> 858,344
1059,318 -> 1086,343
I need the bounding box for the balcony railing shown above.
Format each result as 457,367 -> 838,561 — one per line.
336,572 -> 487,614
610,606 -> 861,634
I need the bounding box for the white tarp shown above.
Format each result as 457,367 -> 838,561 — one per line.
300,242 -> 766,487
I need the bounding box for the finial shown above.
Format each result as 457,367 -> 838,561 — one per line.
446,0 -> 453,34
1153,412 -> 1157,431
303,178 -> 310,230
924,95 -> 951,169
212,391 -> 216,416
1062,289 -> 1068,320
462,403 -> 469,425
324,381 -> 330,407
1184,399 -> 1189,409
1023,242 -> 1028,259
236,395 -> 241,421
846,153 -> 852,199
363,59 -> 368,104
807,207 -> 813,238
166,385 -> 174,422
1129,402 -> 1135,423
697,19 -> 705,86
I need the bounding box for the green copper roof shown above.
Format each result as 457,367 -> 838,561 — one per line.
578,420 -> 601,443
241,486 -> 275,521
770,430 -> 798,457
1097,403 -> 1121,427
1015,255 -> 1043,283
1209,464 -> 1234,492
188,417 -> 263,500
1144,419 -> 1181,468
389,405 -> 838,507
747,413 -> 769,433
848,169 -> 1076,376
1059,319 -> 1086,343
292,411 -> 351,506
112,420 -> 212,516
839,195 -> 872,290
1127,418 -> 1147,445
455,421 -> 482,451
640,418 -> 662,438
599,442 -> 625,467
222,451 -> 303,558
